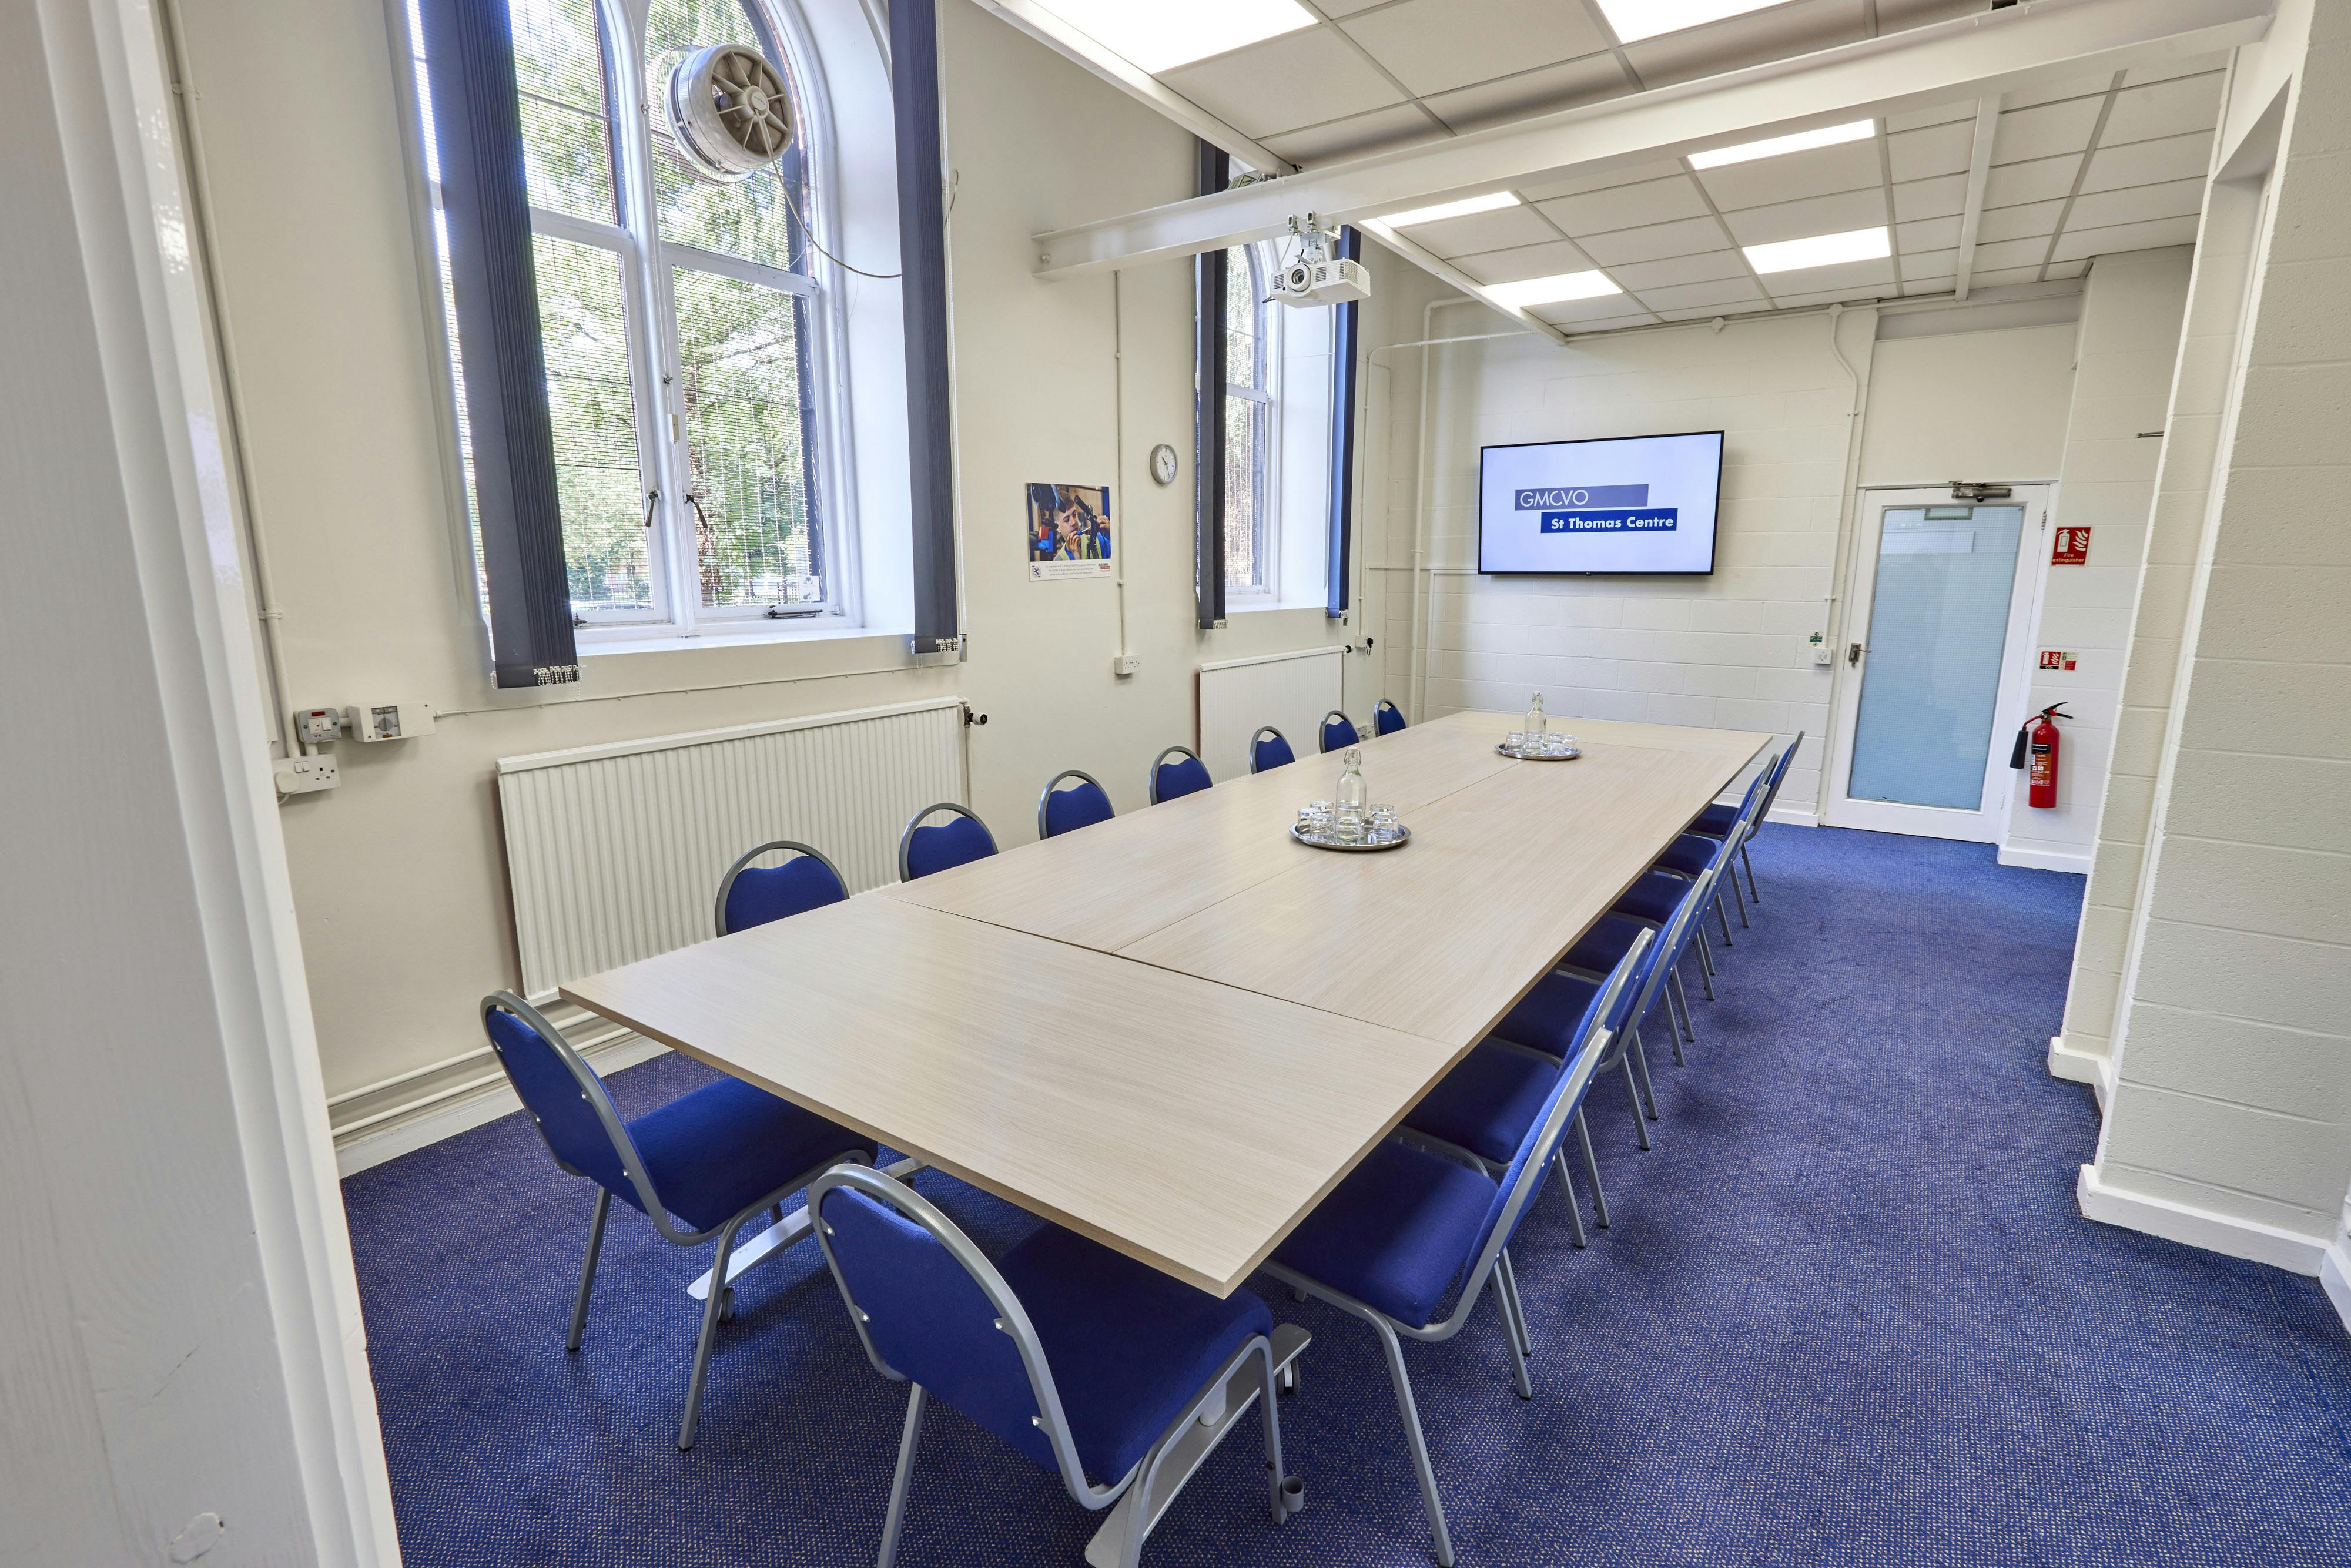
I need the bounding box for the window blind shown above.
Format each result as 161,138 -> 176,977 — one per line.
1193,142 -> 1230,631
1327,225 -> 1361,617
893,0 -> 959,654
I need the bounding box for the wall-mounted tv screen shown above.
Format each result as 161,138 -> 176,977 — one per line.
1478,431 -> 1723,576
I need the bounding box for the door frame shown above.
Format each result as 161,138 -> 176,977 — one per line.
1822,483 -> 2055,844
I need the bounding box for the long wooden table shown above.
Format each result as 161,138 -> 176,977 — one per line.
562,712 -> 1769,1299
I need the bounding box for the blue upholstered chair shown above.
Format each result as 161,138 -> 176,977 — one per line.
809,1166 -> 1300,1568
714,840 -> 848,937
478,991 -> 875,1450
1148,744 -> 1212,805
1674,731 -> 1803,914
898,802 -> 997,882
1374,699 -> 1406,736
1249,726 -> 1295,774
1263,937 -> 1642,1568
1037,769 -> 1114,839
1319,709 -> 1359,753
1402,930 -> 1653,1251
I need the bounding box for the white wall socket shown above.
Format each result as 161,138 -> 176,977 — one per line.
274,754 -> 339,798
1111,655 -> 1142,676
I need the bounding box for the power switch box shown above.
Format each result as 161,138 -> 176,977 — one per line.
296,708 -> 343,744
347,702 -> 437,742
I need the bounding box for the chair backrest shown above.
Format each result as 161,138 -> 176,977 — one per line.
1148,744 -> 1212,805
899,802 -> 998,882
1756,730 -> 1806,823
715,840 -> 848,936
1374,699 -> 1406,736
811,1165 -> 1101,1500
480,991 -> 666,1222
1447,929 -> 1652,1325
1319,710 -> 1359,753
1037,769 -> 1114,839
1248,726 -> 1294,774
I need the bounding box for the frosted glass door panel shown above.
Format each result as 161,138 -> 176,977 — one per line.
1847,505 -> 2025,810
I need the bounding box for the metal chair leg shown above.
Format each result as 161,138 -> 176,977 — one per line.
1372,1318 -> 1456,1567
678,1215 -> 748,1451
877,1384 -> 927,1568
1728,865 -> 1751,929
1575,1111 -> 1611,1229
1552,1146 -> 1589,1248
1255,1343 -> 1292,1525
1491,1269 -> 1533,1401
1714,891 -> 1734,947
1620,1056 -> 1651,1151
1694,933 -> 1717,998
1662,980 -> 1690,1066
1742,842 -> 1760,903
1498,1248 -> 1533,1358
1669,968 -> 1697,1043
567,1187 -> 610,1353
1627,1024 -> 1660,1123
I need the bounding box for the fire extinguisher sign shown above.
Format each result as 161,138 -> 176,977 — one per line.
2051,527 -> 2091,565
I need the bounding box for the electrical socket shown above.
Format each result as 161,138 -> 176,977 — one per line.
1111,654 -> 1142,676
274,754 -> 339,798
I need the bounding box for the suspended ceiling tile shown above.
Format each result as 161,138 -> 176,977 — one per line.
1993,98 -> 2104,165
1579,214 -> 1735,266
1532,294 -> 1657,325
1769,283 -> 1898,309
1902,246 -> 1958,277
1619,0 -> 1868,91
1760,256 -> 1895,294
1161,29 -> 1407,140
1536,175 -> 1714,235
1888,119 -> 1975,182
1968,264 -> 2045,288
1657,299 -> 1774,321
1607,249 -> 1753,290
1317,0 -> 1389,14
1520,158 -> 1690,203
1452,237 -> 1600,284
1341,0 -> 1613,98
1635,275 -> 1768,312
1403,203 -> 1560,256
1984,153 -> 2084,209
2124,53 -> 2228,87
1903,273 -> 1957,294
1892,173 -> 1968,222
1871,0 -> 1984,27
1259,103 -> 1444,166
1896,215 -> 1961,252
2079,130 -> 2215,193
1694,138 -> 1883,212
1977,199 -> 2067,244
2044,259 -> 2089,279
2002,70 -> 2119,112
2101,73 -> 2225,145
1968,236 -> 2052,272
1421,52 -> 1632,133
2062,177 -> 2206,232
1886,99 -> 1975,134
1721,186 -> 1887,247
2048,213 -> 2199,262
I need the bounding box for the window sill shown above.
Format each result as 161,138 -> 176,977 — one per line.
578,618 -> 875,657
1224,597 -> 1329,617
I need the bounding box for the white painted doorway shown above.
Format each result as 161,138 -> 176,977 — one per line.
1823,485 -> 2049,844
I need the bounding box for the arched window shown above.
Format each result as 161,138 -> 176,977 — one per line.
407,0 -> 845,641
1222,242 -> 1280,597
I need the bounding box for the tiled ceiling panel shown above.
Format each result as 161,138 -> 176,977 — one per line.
1421,53 -> 1630,133
1453,238 -> 1598,284
1158,28 -> 1404,140
1534,175 -> 1713,234
1693,139 -> 1883,212
1338,0 -> 1612,97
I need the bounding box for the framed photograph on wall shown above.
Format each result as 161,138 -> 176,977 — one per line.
1027,483 -> 1114,580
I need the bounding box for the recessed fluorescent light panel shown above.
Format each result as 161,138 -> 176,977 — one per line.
1488,271 -> 1622,308
1743,226 -> 1891,274
1592,0 -> 1793,45
1034,0 -> 1315,72
1689,120 -> 1875,170
1378,192 -> 1522,228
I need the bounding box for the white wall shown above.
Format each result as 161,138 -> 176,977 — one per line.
2084,4 -> 2351,1271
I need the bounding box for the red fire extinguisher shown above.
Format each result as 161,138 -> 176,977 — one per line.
2009,703 -> 2069,808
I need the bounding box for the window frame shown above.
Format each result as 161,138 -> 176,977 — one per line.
1223,240 -> 1283,603
399,0 -> 863,651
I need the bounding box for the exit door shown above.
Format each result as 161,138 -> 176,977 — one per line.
1823,485 -> 2048,843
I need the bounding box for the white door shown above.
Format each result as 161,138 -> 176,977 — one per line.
1823,485 -> 2048,843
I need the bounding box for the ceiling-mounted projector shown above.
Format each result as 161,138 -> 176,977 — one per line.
1269,213 -> 1369,307
664,42 -> 792,182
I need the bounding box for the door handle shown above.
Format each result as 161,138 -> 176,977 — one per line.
1847,641 -> 1866,666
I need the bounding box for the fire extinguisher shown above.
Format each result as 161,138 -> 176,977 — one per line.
2008,703 -> 2069,808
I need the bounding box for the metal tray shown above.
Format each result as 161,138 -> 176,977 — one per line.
1290,821 -> 1412,853
1497,742 -> 1582,761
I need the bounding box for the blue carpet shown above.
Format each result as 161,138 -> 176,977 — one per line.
343,826 -> 2351,1566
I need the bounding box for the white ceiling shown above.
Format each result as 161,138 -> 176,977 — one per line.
1127,0 -> 2226,326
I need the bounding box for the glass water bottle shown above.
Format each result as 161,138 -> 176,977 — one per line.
1525,691 -> 1548,753
1335,746 -> 1368,842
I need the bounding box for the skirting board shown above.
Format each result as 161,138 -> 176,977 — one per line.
2047,1034 -> 2114,1110
2077,1164 -> 2330,1277
1998,844 -> 2092,874
334,1033 -> 668,1178
2323,1243 -> 2351,1335
1764,805 -> 1818,828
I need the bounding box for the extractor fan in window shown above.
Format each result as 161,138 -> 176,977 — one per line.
663,43 -> 791,182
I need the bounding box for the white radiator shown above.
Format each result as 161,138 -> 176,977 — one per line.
1196,646 -> 1346,783
495,698 -> 966,1000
